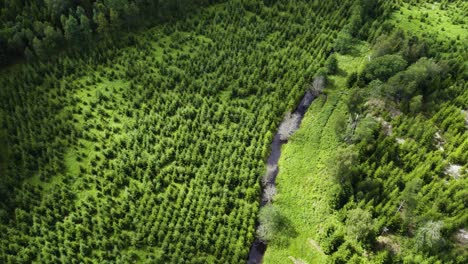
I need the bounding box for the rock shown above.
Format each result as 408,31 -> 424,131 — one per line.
445,164 -> 462,179
375,117 -> 392,136
377,235 -> 401,254
461,109 -> 468,128
434,131 -> 445,151
456,229 -> 468,245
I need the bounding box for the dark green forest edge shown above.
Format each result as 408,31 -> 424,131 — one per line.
0,0 -> 466,263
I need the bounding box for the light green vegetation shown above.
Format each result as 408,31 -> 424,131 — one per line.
0,0 -> 466,263
264,0 -> 467,262
390,1 -> 468,61
263,43 -> 370,264
392,2 -> 467,41
0,0 -> 363,262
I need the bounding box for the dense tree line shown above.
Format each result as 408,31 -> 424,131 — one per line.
0,0 -> 224,66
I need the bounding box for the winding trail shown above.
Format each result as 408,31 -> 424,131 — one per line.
247,90 -> 316,264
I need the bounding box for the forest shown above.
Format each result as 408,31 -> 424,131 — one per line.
260,0 -> 467,263
0,0 -> 466,263
0,0 -> 225,66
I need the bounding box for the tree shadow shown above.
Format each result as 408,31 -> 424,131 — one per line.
348,40 -> 367,57
271,212 -> 299,247
336,67 -> 348,77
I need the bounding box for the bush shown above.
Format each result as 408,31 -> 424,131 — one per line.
326,54 -> 339,75
256,204 -> 282,242
415,220 -> 445,252
335,30 -> 353,54
361,54 -> 407,83
346,72 -> 358,88
345,208 -> 375,244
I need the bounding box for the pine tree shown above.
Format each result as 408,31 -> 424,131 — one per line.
62,15 -> 80,45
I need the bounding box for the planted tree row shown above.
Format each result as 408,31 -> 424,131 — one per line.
0,0 -> 360,262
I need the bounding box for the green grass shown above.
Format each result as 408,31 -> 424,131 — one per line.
263,43 -> 369,264
392,2 -> 467,42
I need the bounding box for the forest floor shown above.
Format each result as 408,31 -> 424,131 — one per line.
262,42 -> 370,264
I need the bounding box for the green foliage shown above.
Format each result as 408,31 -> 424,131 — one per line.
346,72 -> 359,88
0,0 -> 226,66
257,205 -> 282,242
335,30 -> 354,54
353,117 -> 379,149
373,29 -> 409,57
361,54 -> 408,83
257,204 -> 297,246
400,178 -> 422,223
334,146 -> 359,184
0,1 -> 356,262
263,46 -> 368,263
346,88 -> 366,114
384,57 -> 443,111
318,221 -> 346,254
346,208 -> 374,243
265,1 -> 467,261
414,220 -> 444,252
0,0 -> 466,263
62,15 -> 80,45
333,111 -> 348,140
326,54 -> 339,75
409,95 -> 423,114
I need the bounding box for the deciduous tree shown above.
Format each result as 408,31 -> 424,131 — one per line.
345,208 -> 374,242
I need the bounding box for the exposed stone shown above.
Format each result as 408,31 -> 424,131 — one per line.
374,117 -> 393,136
396,137 -> 406,144
445,164 -> 462,179
377,235 -> 401,254
434,131 -> 445,151
456,229 -> 468,245
461,109 -> 468,128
